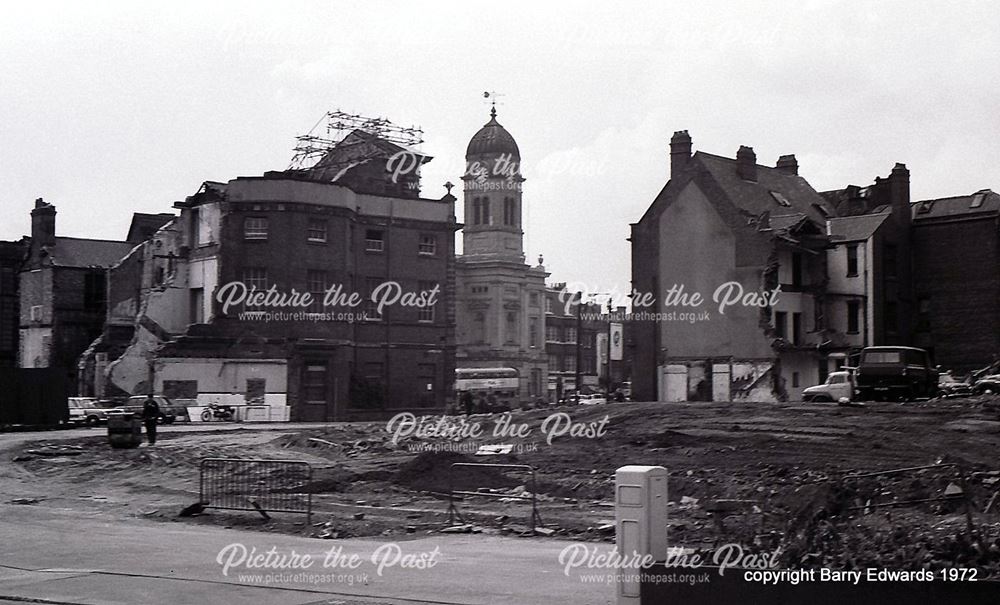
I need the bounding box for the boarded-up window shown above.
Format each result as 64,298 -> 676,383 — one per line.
245,378 -> 266,404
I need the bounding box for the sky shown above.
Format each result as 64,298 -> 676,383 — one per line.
2,1 -> 998,294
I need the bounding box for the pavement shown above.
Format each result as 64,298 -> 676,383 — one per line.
0,503 -> 615,605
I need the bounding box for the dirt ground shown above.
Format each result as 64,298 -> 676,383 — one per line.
4,396 -> 1000,576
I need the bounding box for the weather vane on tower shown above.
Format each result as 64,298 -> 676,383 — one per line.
483,90 -> 505,118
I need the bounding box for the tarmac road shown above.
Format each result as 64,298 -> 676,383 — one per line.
0,503 -> 615,605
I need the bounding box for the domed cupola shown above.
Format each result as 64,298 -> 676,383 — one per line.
466,107 -> 520,160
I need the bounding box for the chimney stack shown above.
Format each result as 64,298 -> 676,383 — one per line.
890,162 -> 910,226
670,130 -> 692,179
30,198 -> 57,257
776,154 -> 798,175
736,146 -> 757,182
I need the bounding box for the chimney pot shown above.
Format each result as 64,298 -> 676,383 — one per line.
736,146 -> 757,182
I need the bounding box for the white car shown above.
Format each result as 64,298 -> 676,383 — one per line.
802,371 -> 854,403
68,397 -> 110,427
579,393 -> 607,405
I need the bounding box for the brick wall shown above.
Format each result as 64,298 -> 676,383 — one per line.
913,216 -> 1000,372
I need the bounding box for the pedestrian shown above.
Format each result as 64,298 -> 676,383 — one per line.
142,394 -> 160,445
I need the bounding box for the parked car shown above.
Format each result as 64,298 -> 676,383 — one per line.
67,397 -> 110,427
579,393 -> 607,405
802,371 -> 854,402
973,374 -> 1000,396
938,371 -> 973,398
112,395 -> 188,423
855,346 -> 938,401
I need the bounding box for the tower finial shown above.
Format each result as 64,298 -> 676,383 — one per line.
490,103 -> 497,119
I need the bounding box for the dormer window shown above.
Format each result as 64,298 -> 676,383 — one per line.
971,192 -> 987,208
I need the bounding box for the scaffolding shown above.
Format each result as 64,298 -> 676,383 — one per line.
288,111 -> 424,170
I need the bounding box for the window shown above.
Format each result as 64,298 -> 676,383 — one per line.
917,200 -> 934,214
243,268 -> 268,292
971,192 -> 987,208
884,244 -> 897,279
548,354 -> 558,370
529,317 -> 538,348
191,208 -> 202,245
503,197 -> 516,226
846,245 -> 859,277
566,327 -> 577,343
847,300 -> 860,334
245,378 -> 266,404
418,235 -> 437,256
791,253 -> 802,287
792,312 -> 802,345
565,356 -> 576,373
480,197 -> 490,225
366,278 -> 383,320
917,296 -> 931,332
307,270 -> 327,313
83,271 -> 106,311
546,325 -> 558,342
190,288 -> 204,324
813,297 -> 824,331
244,217 -> 268,240
792,372 -> 800,388
545,298 -> 553,314
365,230 -> 384,252
473,312 -> 486,343
418,281 -> 435,322
307,219 -> 328,243
505,312 -> 518,344
774,311 -> 787,338
885,301 -> 898,334
529,292 -> 539,307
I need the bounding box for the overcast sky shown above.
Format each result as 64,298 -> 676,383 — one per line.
2,1 -> 998,293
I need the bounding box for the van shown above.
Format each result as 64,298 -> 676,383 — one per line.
855,346 -> 938,401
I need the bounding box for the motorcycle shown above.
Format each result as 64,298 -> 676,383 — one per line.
200,403 -> 235,422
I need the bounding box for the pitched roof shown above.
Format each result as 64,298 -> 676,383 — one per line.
126,212 -> 175,243
827,211 -> 891,242
912,189 -> 1000,221
46,237 -> 135,268
696,152 -> 835,225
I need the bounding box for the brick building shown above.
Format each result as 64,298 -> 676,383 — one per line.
0,239 -> 27,367
632,132 -> 855,402
911,189 -> 1000,373
543,284 -> 604,400
95,131 -> 459,421
18,199 -> 142,394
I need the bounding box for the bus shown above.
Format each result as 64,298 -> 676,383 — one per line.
455,367 -> 519,411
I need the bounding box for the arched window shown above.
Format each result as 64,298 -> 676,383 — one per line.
481,197 -> 490,225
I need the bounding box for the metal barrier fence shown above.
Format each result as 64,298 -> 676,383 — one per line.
447,462 -> 543,533
199,458 -> 313,524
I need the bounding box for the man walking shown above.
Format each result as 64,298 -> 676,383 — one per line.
142,394 -> 160,445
